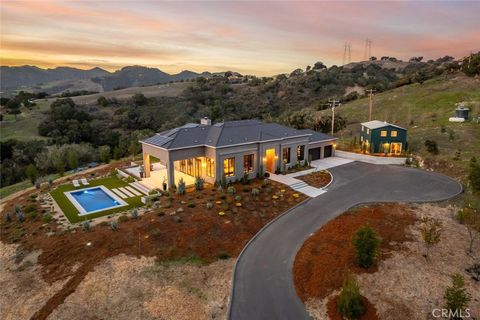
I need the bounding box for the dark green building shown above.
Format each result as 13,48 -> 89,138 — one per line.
360,120 -> 407,155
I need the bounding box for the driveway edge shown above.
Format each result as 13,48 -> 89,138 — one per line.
227,196 -> 311,319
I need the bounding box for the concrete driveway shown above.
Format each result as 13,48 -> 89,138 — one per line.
228,162 -> 462,320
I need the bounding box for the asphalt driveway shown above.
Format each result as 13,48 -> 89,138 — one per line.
228,162 -> 462,320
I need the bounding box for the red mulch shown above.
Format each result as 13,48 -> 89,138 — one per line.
296,171 -> 332,188
327,294 -> 379,320
1,178 -> 306,320
293,203 -> 417,302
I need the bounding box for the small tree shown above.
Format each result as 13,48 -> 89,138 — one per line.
337,274 -> 364,319
98,145 -> 111,164
468,157 -> 480,191
25,164 -> 38,184
443,273 -> 471,319
420,217 -> 442,259
352,224 -> 380,268
456,207 -> 480,254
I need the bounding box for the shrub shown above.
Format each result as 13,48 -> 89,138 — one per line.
443,273 -> 472,317
48,177 -> 53,187
83,221 -> 91,231
150,228 -> 161,237
4,213 -> 12,222
220,174 -> 228,189
242,186 -> 251,192
227,186 -> 236,195
27,212 -> 37,220
24,204 -> 36,213
16,211 -> 25,223
263,178 -> 270,186
217,251 -> 231,260
352,224 -> 380,268
206,202 -> 214,209
194,176 -> 205,191
265,187 -> 272,193
130,208 -> 138,219
242,172 -> 249,184
111,220 -> 119,231
118,215 -> 129,223
177,178 -> 186,195
42,214 -> 52,223
235,195 -> 242,201
35,180 -> 41,189
187,203 -> 196,208
466,263 -> 480,281
251,188 -> 260,196
337,275 -> 364,319
424,139 -> 439,154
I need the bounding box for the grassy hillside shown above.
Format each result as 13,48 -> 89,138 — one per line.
0,100 -> 50,141
329,73 -> 480,179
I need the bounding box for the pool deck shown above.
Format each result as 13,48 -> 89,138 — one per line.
63,185 -> 128,216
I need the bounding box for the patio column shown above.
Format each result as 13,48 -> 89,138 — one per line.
143,152 -> 151,177
167,158 -> 175,188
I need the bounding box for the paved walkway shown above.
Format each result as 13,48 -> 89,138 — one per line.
336,150 -> 406,165
268,157 -> 350,197
228,162 -> 462,320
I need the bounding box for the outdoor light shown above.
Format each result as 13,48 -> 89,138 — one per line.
274,155 -> 278,159
262,157 -> 267,162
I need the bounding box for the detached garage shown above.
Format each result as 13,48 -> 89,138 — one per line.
300,129 -> 337,161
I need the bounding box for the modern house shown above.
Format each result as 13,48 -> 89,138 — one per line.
360,120 -> 407,155
140,118 -> 337,187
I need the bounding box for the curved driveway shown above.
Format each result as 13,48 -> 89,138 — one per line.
228,162 -> 462,320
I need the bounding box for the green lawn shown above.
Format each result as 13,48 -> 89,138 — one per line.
0,101 -> 50,141
0,180 -> 33,199
50,176 -> 143,223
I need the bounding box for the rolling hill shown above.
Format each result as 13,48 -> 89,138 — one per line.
0,65 -> 214,95
326,73 -> 480,178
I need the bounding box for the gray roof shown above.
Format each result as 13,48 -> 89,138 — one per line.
141,120 -> 337,150
361,120 -> 406,130
300,129 -> 337,143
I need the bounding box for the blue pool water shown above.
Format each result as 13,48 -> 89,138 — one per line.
70,187 -> 122,213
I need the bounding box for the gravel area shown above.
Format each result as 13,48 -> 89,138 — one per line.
47,254 -> 234,320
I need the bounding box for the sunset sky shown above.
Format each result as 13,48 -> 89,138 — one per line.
1,1 -> 479,75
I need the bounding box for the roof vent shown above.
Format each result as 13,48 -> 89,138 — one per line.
200,117 -> 212,126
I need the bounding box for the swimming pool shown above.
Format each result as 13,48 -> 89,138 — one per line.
64,186 -> 128,215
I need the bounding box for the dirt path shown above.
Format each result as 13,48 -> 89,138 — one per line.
30,262 -> 94,320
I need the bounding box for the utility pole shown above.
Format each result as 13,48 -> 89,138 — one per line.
343,42 -> 351,65
329,98 -> 341,135
366,88 -> 376,121
364,38 -> 372,60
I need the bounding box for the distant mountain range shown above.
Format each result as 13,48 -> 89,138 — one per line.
0,65 -> 214,95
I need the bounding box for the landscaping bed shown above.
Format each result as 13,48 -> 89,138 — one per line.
0,178 -> 307,319
294,203 -> 480,319
296,170 -> 331,188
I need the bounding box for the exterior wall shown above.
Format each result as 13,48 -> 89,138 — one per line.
279,137 -> 310,170
370,126 -> 407,153
216,143 -> 259,183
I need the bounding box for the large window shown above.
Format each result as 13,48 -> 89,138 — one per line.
380,130 -> 387,137
297,145 -> 305,161
243,154 -> 254,173
206,158 -> 215,177
186,159 -> 194,175
391,130 -> 398,137
282,147 -> 291,164
223,157 -> 235,176
179,160 -> 186,173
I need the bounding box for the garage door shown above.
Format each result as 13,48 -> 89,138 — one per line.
308,147 -> 321,161
324,145 -> 333,158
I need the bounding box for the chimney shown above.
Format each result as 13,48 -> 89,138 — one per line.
200,117 -> 212,126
